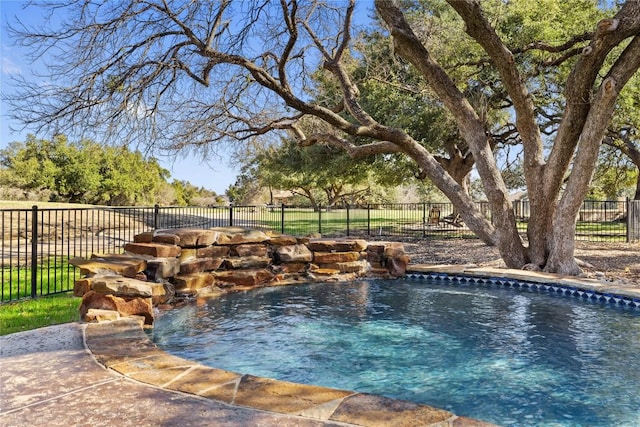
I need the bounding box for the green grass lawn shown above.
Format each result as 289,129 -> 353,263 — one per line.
0,292 -> 80,336
1,258 -> 81,336
263,207 -> 444,236
2,258 -> 79,302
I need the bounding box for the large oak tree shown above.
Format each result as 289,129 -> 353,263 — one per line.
5,0 -> 640,274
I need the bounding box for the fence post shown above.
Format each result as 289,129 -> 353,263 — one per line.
31,205 -> 38,299
346,204 -> 350,236
627,197 -> 640,243
281,204 -> 285,234
422,202 -> 426,238
318,204 -> 322,235
153,204 -> 159,229
367,204 -> 371,236
229,204 -> 234,227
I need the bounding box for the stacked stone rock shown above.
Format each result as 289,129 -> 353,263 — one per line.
71,227 -> 410,328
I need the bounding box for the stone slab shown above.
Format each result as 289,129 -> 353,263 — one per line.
233,243 -> 269,257
124,242 -> 181,258
317,260 -> 369,274
146,257 -> 181,280
196,245 -> 231,258
73,277 -> 94,296
383,244 -> 406,258
198,378 -> 241,403
85,308 -> 121,323
213,228 -> 270,245
153,233 -> 181,245
155,228 -> 219,247
179,248 -> 198,261
109,354 -> 196,376
127,366 -> 196,387
313,251 -> 362,264
91,276 -> 153,297
275,244 -> 313,263
180,257 -> 224,274
80,292 -> 154,326
224,256 -> 271,269
233,375 -> 353,415
172,273 -> 215,291
308,239 -> 368,252
69,257 -> 146,278
214,269 -> 275,288
266,232 -> 299,246
330,393 -> 454,426
164,366 -> 242,396
133,231 -> 154,243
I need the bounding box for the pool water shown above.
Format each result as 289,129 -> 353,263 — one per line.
151,279 -> 640,426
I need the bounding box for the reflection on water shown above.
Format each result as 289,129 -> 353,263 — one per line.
152,279 -> 640,427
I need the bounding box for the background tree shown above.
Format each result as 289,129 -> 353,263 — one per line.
170,180 -> 200,206
227,163 -> 264,205
95,146 -> 170,205
0,135 -> 65,197
247,135 -> 401,209
0,135 -> 216,206
168,180 -> 225,206
602,75 -> 640,200
591,143 -> 639,200
5,0 -> 639,274
0,135 -> 104,202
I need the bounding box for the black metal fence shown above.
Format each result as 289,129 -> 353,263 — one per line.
1,199 -> 636,302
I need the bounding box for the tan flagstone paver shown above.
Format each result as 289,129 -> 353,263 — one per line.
329,393 -> 455,426
163,366 -> 242,395
232,375 -> 354,415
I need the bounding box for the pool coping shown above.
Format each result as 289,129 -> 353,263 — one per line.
83,265 -> 640,427
406,265 -> 640,307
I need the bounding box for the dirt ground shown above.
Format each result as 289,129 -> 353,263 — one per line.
399,238 -> 640,288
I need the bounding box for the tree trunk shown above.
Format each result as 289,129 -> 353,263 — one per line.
546,73 -> 634,273
524,196 -> 555,268
439,155 -> 472,226
300,188 -> 318,212
375,1 -> 528,268
438,153 -> 473,196
545,221 -> 581,275
624,143 -> 640,200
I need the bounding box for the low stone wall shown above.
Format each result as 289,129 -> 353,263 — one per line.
71,227 -> 410,327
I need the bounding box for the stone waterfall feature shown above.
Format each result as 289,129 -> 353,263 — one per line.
70,227 -> 410,327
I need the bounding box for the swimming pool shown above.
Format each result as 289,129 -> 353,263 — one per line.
152,278 -> 640,426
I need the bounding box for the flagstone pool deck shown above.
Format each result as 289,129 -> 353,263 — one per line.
2,266 -> 639,427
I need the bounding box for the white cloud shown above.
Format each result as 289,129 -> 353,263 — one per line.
1,41 -> 23,75
1,54 -> 21,75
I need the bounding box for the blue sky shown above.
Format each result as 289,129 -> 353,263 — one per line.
0,1 -> 240,194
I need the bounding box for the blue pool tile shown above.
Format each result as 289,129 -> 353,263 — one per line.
406,271 -> 638,310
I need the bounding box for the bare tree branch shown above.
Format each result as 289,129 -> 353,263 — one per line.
446,0 -> 544,176
545,1 -> 640,198
299,133 -> 404,158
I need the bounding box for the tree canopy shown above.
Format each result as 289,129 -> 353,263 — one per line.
235,135 -> 403,208
0,135 -> 223,206
4,0 -> 639,274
